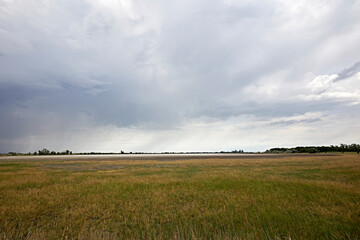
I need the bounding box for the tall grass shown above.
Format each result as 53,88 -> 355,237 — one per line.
0,154 -> 359,239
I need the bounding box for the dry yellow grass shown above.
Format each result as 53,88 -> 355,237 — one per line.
0,154 -> 359,239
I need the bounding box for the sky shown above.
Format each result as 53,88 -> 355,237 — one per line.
1,0 -> 360,153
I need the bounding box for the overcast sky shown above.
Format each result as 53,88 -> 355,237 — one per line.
1,0 -> 360,153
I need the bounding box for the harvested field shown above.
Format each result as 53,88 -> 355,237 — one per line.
0,153 -> 359,239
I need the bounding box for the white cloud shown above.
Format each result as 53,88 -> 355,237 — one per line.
308,74 -> 337,92
300,72 -> 360,104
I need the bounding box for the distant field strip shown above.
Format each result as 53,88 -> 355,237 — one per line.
0,154 -> 359,239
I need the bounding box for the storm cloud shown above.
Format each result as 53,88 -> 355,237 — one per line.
1,0 -> 360,152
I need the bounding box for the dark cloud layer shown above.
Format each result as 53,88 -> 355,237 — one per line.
1,0 -> 360,152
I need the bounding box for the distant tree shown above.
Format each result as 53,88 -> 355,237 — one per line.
38,148 -> 50,155
355,144 -> 360,154
340,143 -> 346,154
349,143 -> 360,153
308,148 -> 319,153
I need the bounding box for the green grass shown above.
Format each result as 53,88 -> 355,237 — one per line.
0,163 -> 33,172
0,155 -> 359,239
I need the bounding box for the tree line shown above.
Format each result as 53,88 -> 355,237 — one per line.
266,143 -> 360,154
36,148 -> 73,155
3,144 -> 360,156
6,148 -> 73,156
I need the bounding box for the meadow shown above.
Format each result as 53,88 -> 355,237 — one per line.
0,154 -> 359,239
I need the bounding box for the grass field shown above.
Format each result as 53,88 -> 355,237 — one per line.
0,154 -> 359,239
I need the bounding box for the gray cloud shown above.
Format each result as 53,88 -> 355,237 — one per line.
1,0 -> 360,152
334,61 -> 360,82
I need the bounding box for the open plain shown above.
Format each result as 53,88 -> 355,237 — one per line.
0,153 -> 359,239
